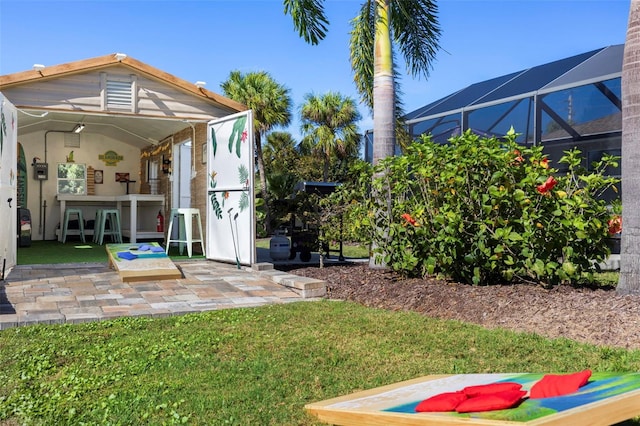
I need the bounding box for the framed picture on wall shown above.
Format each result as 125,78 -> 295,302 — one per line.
202,143 -> 207,164
115,172 -> 130,182
94,170 -> 104,184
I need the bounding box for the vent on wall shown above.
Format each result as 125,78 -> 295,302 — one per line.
106,79 -> 133,108
100,72 -> 138,112
64,133 -> 80,148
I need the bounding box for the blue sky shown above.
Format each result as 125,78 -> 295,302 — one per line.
0,0 -> 631,140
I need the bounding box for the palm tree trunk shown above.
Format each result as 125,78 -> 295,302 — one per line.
619,0 -> 640,295
372,0 -> 396,165
255,132 -> 272,236
369,0 -> 395,269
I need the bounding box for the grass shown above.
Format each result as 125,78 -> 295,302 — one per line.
0,301 -> 639,425
17,240 -> 205,265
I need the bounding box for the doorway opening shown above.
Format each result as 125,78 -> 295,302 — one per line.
172,140 -> 192,209
169,140 -> 192,246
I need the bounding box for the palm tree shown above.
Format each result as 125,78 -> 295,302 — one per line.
619,0 -> 640,295
221,71 -> 293,235
264,131 -> 300,202
299,92 -> 361,181
284,0 -> 440,165
263,131 -> 300,177
284,0 -> 441,266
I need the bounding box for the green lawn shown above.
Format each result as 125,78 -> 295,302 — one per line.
1,301 -> 638,425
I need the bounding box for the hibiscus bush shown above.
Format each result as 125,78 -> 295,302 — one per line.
329,129 -> 621,286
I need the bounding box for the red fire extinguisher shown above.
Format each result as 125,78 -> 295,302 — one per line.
156,211 -> 164,232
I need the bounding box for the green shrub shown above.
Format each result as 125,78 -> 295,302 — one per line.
319,160 -> 374,246
331,129 -> 621,286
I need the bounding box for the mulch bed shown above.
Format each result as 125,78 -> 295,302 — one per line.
283,263 -> 640,350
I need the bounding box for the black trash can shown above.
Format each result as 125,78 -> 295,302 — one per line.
17,208 -> 32,247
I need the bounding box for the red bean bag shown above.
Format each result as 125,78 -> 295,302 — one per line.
455,390 -> 527,413
462,382 -> 523,397
415,391 -> 468,412
529,369 -> 592,399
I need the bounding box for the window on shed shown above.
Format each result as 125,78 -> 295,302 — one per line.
57,163 -> 86,195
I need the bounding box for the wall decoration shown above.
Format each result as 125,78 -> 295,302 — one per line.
86,167 -> 95,195
202,143 -> 207,164
17,142 -> 27,208
94,170 -> 104,184
162,156 -> 171,174
99,150 -> 124,166
115,172 -> 130,182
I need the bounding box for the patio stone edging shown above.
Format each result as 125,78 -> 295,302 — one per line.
0,261 -> 327,330
251,263 -> 327,299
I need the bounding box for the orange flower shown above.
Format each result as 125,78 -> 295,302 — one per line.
536,176 -> 557,194
608,215 -> 622,235
541,158 -> 551,169
513,149 -> 524,164
401,213 -> 419,227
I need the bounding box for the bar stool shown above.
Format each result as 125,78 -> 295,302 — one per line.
96,209 -> 122,245
62,208 -> 85,243
165,208 -> 205,258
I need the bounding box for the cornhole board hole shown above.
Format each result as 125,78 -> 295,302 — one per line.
106,243 -> 182,282
305,372 -> 640,425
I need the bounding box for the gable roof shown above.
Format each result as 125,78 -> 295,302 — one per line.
0,53 -> 246,112
0,53 -> 246,147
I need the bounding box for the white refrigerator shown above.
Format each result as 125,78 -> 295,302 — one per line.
206,110 -> 256,266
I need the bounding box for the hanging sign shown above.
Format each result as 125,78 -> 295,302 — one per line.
99,150 -> 123,166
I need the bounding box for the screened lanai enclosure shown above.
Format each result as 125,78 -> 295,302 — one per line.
365,44 -> 623,199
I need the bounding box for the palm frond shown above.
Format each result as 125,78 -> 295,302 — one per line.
284,0 -> 329,45
390,0 -> 441,78
350,1 -> 375,109
300,92 -> 361,168
221,70 -> 293,136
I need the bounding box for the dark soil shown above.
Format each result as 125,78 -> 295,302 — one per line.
283,263 -> 640,350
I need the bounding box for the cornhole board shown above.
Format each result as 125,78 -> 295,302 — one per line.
305,372 -> 640,425
106,243 -> 182,282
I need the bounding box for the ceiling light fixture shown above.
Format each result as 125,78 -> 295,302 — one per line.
73,124 -> 85,134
